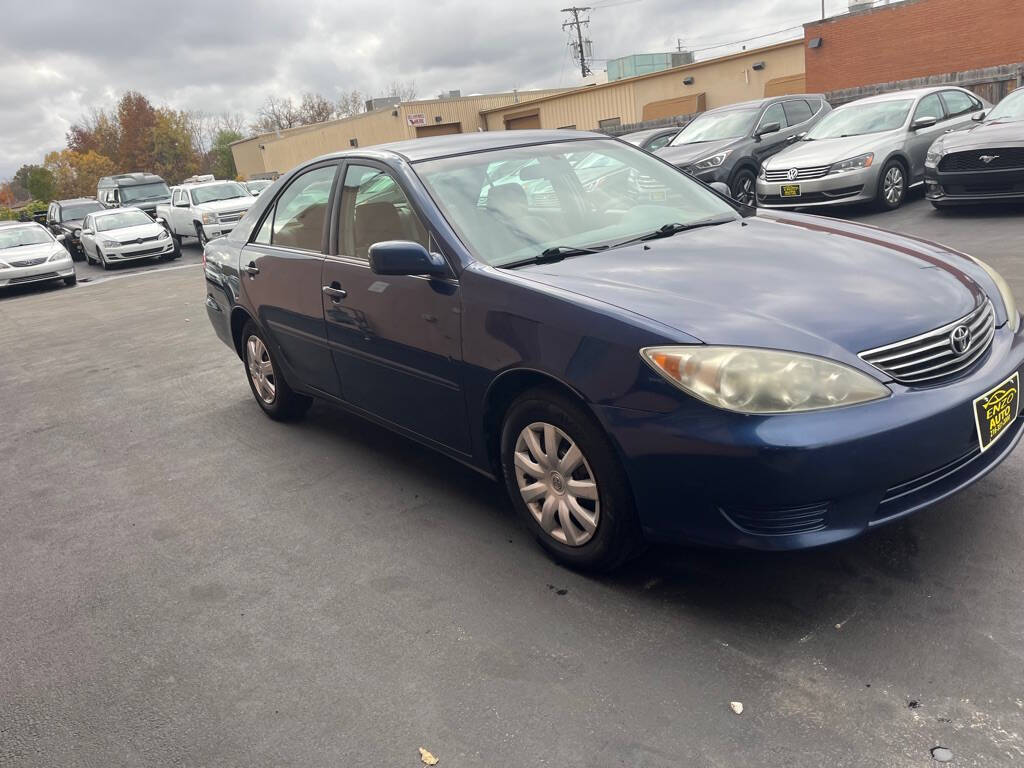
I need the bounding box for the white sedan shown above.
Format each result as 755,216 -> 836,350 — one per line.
80,207 -> 180,269
0,221 -> 76,289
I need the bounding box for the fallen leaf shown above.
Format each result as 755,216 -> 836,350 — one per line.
419,747 -> 439,765
730,701 -> 743,715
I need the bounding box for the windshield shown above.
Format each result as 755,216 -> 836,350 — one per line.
0,226 -> 52,250
60,202 -> 104,221
987,89 -> 1024,122
806,99 -> 912,139
192,182 -> 250,204
246,180 -> 271,193
669,109 -> 759,145
95,211 -> 154,231
120,181 -> 170,203
416,138 -> 738,267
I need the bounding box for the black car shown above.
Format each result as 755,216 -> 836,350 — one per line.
925,88 -> 1024,208
46,198 -> 105,261
655,95 -> 831,205
619,126 -> 681,152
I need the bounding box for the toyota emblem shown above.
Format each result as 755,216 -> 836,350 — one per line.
787,168 -> 799,181
950,325 -> 972,356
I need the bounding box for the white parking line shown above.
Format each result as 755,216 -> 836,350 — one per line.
78,262 -> 202,286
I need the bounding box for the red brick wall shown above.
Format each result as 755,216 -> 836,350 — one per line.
804,0 -> 1024,93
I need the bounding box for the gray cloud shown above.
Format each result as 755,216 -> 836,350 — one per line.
0,0 -> 850,178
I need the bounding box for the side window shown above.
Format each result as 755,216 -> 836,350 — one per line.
48,204 -> 56,222
646,133 -> 674,152
265,164 -> 338,252
783,99 -> 814,126
758,103 -> 786,130
941,90 -> 977,118
341,164 -> 428,260
914,94 -> 945,123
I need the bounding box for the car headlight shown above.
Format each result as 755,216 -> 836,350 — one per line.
157,228 -> 170,239
925,149 -> 943,168
641,346 -> 890,414
969,256 -> 1019,333
201,211 -> 218,225
828,153 -> 874,174
102,239 -> 120,248
692,150 -> 732,171
48,249 -> 69,262
0,261 -> 9,269
758,166 -> 767,180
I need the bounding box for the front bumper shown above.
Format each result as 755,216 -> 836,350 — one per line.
599,323 -> 1024,550
756,165 -> 879,208
104,239 -> 175,262
0,255 -> 75,287
925,165 -> 1024,204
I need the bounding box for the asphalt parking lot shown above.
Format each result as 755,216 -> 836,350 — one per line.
2,196 -> 1024,767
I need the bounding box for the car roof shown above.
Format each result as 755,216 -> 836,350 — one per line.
0,220 -> 39,230
311,129 -> 610,164
179,179 -> 239,189
702,94 -> 828,114
55,197 -> 100,205
92,206 -> 146,217
621,126 -> 678,141
851,86 -> 963,105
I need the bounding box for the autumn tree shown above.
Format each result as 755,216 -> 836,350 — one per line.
67,107 -> 120,159
153,108 -> 200,183
0,182 -> 15,207
44,150 -> 116,198
116,91 -> 158,171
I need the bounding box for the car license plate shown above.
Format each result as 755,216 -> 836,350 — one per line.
973,372 -> 1019,452
781,184 -> 801,197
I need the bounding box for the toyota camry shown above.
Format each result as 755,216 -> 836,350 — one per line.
203,131 -> 1023,571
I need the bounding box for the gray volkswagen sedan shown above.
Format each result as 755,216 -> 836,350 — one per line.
757,87 -> 989,211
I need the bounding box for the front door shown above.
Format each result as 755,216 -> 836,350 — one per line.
321,162 -> 470,453
240,162 -> 342,398
907,93 -> 948,180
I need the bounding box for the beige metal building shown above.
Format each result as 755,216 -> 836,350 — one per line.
232,39 -> 807,178
232,90 -> 568,178
482,41 -> 807,131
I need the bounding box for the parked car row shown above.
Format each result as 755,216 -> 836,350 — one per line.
622,85 -> 1022,212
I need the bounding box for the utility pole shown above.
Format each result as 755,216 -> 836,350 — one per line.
562,6 -> 593,79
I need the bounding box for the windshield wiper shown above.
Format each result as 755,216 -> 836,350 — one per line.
608,217 -> 735,249
500,244 -> 606,269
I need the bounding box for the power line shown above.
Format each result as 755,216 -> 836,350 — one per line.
686,24 -> 805,54
561,6 -> 593,79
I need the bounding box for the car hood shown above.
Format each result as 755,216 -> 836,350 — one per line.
507,213 -> 988,369
0,242 -> 62,263
194,197 -> 254,213
104,223 -> 166,241
655,138 -> 738,167
935,119 -> 1024,152
765,132 -> 898,169
59,218 -> 86,231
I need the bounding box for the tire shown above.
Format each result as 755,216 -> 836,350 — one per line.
241,321 -> 312,421
729,168 -> 757,207
69,247 -> 84,263
63,272 -> 77,287
195,224 -> 209,247
500,387 -> 644,572
876,159 -> 907,211
98,248 -> 110,270
171,231 -> 183,252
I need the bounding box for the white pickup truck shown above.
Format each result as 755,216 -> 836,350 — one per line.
155,178 -> 256,247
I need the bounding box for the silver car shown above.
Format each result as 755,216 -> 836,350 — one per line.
757,87 -> 989,211
0,221 -> 76,289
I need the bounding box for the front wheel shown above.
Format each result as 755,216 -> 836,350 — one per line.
500,388 -> 643,572
98,248 -> 110,270
63,272 -> 77,287
729,168 -> 757,207
195,224 -> 209,247
242,321 -> 312,421
876,160 -> 907,211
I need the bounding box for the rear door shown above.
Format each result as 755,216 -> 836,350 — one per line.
321,161 -> 470,453
239,162 -> 343,398
940,89 -> 986,131
907,93 -> 948,179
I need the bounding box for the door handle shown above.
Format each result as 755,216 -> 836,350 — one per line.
244,262 -> 260,276
322,284 -> 347,301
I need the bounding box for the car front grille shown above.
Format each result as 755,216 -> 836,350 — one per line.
10,257 -> 48,267
763,164 -> 832,182
860,300 -> 995,385
217,209 -> 248,224
9,271 -> 59,284
117,234 -> 161,246
939,148 -> 1024,172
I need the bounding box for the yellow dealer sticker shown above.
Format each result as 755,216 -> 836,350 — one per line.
973,372 -> 1019,452
781,184 -> 801,197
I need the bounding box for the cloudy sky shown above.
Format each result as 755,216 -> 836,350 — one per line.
0,0 -> 854,178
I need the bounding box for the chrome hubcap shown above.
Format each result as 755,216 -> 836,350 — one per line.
246,335 -> 276,404
884,167 -> 904,204
514,422 -> 599,547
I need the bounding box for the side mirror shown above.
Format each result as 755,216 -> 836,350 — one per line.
972,111 -> 986,122
755,121 -> 781,140
55,234 -> 66,242
911,115 -> 938,131
787,132 -> 807,143
81,228 -> 93,236
155,217 -> 166,225
174,200 -> 189,207
369,241 -> 448,277
709,181 -> 731,196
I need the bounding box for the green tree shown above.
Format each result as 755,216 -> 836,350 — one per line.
210,129 -> 243,179
153,108 -> 199,183
15,165 -> 57,202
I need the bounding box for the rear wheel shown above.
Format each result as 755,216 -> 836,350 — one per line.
500,387 -> 643,572
730,168 -> 757,206
242,321 -> 312,421
876,159 -> 907,211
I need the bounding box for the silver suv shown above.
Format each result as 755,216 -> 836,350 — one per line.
757,86 -> 989,211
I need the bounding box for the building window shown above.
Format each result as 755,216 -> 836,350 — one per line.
349,138 -> 359,147
598,117 -> 622,129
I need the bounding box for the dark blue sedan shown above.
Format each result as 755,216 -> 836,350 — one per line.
204,131 -> 1023,571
